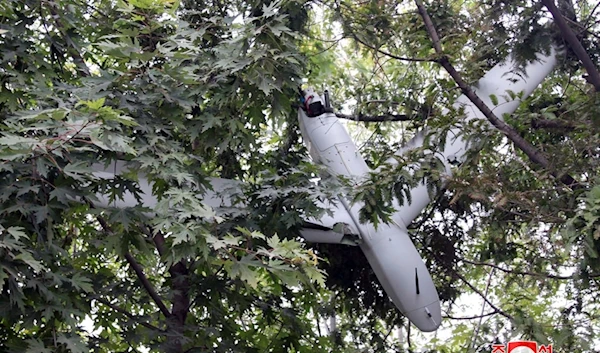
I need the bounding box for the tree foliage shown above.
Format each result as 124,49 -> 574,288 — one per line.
1,0 -> 600,352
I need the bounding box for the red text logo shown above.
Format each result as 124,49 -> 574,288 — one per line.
492,340 -> 552,353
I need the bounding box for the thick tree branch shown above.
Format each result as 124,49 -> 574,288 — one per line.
95,297 -> 164,332
414,0 -> 581,189
164,263 -> 190,353
141,224 -> 167,257
531,118 -> 576,130
140,225 -> 190,353
123,252 -> 173,318
542,0 -> 600,91
335,112 -> 413,122
414,1 -> 443,54
96,216 -> 172,318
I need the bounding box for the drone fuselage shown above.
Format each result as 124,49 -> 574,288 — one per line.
298,108 -> 442,331
297,50 -> 558,332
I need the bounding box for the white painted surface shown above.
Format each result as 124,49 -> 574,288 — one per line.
298,106 -> 442,332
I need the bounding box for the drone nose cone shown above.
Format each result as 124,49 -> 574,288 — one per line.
358,223 -> 442,332
405,301 -> 442,332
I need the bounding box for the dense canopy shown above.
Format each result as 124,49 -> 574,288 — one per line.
0,0 -> 599,352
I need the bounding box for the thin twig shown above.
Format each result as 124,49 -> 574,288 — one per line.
350,32 -> 436,63
309,37 -> 345,56
335,112 -> 413,122
444,310 -> 500,320
42,0 -> 91,77
582,1 -> 600,29
416,221 -> 515,323
264,322 -> 285,353
451,268 -> 515,322
459,257 -> 600,279
469,268 -> 495,351
95,297 -> 164,332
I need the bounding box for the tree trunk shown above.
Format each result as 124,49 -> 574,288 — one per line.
166,261 -> 190,353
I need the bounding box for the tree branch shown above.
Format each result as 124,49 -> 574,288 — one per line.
542,0 -> 600,91
451,267 -> 515,322
459,257 -> 600,279
469,268 -> 495,351
123,252 -> 173,318
414,1 -> 443,54
95,216 -> 172,318
444,310 -> 499,320
140,225 -> 190,353
406,321 -> 412,353
531,118 -> 576,130
95,297 -> 164,332
582,1 -> 600,30
414,0 -> 581,189
165,261 -> 190,353
335,112 -> 413,122
140,224 -> 166,257
350,32 -> 437,63
415,231 -> 515,323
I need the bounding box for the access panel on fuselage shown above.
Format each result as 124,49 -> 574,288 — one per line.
298,111 -> 370,178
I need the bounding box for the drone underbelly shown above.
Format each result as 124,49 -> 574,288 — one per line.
360,223 -> 441,332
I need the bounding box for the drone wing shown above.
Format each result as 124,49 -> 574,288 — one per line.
90,160 -> 360,245
385,49 -> 559,226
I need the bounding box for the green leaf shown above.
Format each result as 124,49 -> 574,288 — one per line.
70,273 -> 94,293
63,162 -> 93,181
303,266 -> 326,287
0,135 -> 40,148
6,227 -> 29,242
171,228 -> 192,245
0,267 -> 8,287
232,256 -> 261,288
25,339 -> 53,353
80,97 -> 106,110
489,94 -> 498,106
14,252 -> 43,272
57,333 -> 88,353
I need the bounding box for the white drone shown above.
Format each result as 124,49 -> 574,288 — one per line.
92,48 -> 558,332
